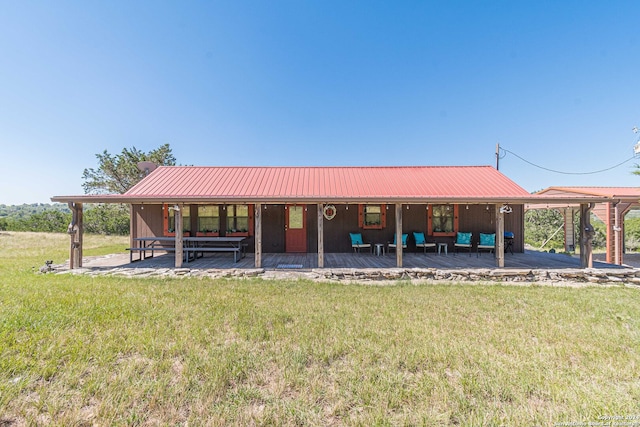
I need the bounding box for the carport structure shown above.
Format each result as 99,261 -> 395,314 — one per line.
534,187 -> 640,265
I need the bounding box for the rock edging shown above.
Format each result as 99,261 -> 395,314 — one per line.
56,265 -> 640,285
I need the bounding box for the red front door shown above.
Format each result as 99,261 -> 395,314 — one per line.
285,205 -> 307,252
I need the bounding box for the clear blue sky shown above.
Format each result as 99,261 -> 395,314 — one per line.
1,1 -> 639,204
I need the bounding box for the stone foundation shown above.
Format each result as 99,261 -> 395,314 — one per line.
57,265 -> 640,286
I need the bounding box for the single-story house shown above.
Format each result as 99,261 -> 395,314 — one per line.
52,165 -> 607,269
532,186 -> 640,266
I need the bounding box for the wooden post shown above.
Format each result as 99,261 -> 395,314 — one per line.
563,208 -> 576,253
580,203 -> 594,268
396,203 -> 403,268
76,204 -> 83,268
317,203 -> 324,268
67,202 -> 83,269
175,205 -> 183,268
129,204 -> 136,251
255,203 -> 262,268
617,204 -> 633,266
606,202 -> 631,266
614,202 -> 621,265
495,204 -> 504,268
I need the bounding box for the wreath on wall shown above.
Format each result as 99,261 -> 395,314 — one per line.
323,204 -> 337,220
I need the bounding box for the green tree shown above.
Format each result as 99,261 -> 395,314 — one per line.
81,144 -> 177,235
624,217 -> 640,252
83,204 -> 130,235
525,208 -> 607,252
82,144 -> 176,194
0,217 -> 10,231
524,209 -> 565,250
9,210 -> 71,233
23,210 -> 72,232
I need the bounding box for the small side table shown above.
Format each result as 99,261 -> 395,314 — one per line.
437,243 -> 448,255
375,243 -> 385,256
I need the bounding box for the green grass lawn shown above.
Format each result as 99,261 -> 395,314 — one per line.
1,232 -> 639,425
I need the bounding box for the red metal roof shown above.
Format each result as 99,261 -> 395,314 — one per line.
537,186 -> 640,200
121,165 -> 531,201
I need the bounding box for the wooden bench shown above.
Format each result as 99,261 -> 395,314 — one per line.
183,246 -> 245,263
126,244 -> 176,262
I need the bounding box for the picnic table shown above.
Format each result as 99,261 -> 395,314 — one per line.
184,236 -> 247,263
126,236 -> 247,263
127,237 -> 179,262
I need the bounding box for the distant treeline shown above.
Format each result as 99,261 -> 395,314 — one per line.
0,203 -> 129,235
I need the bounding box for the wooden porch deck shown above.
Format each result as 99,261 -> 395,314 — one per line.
113,250 -> 628,271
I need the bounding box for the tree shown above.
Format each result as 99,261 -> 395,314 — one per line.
524,209 -> 565,250
524,208 -> 607,252
21,210 -> 72,233
83,204 -> 130,235
82,144 -> 176,194
80,144 -> 177,235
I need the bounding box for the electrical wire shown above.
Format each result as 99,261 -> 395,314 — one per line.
499,146 -> 637,175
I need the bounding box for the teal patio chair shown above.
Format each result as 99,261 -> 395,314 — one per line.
477,233 -> 495,257
349,232 -> 372,253
454,232 -> 473,256
388,233 -> 408,253
413,232 -> 436,253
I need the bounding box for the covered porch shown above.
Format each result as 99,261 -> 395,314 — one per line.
78,248 -> 629,271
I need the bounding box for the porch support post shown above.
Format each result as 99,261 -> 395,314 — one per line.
67,202 -> 83,269
563,208 -> 576,253
255,203 -> 262,268
395,203 -> 403,268
495,204 -> 505,268
604,202 -> 614,264
580,203 -> 594,268
175,204 -> 183,268
317,203 -> 324,268
129,204 -> 135,249
614,202 -> 621,265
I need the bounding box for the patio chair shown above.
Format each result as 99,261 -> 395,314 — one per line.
349,232 -> 372,253
413,232 -> 436,253
388,233 -> 408,253
454,232 -> 473,256
477,233 -> 495,257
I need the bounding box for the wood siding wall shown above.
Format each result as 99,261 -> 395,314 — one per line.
132,203 -> 525,253
131,204 -> 164,243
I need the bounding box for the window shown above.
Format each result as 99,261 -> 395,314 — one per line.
163,204 -> 191,236
428,204 -> 459,236
358,204 -> 386,229
226,204 -> 254,236
197,205 -> 220,236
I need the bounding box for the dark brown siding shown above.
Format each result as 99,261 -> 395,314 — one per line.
132,204 -> 164,238
457,204 -> 524,252
133,202 -> 525,254
262,204 -> 285,253
306,205 -> 318,252
505,204 -> 525,252
322,204 -> 362,252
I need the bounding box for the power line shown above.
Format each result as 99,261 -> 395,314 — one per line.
499,146 -> 637,175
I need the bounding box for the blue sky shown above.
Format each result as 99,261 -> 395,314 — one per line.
1,1 -> 639,204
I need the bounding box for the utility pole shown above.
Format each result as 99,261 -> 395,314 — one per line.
495,143 -> 500,170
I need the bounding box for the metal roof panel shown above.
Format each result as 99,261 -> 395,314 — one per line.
122,165 -> 532,200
